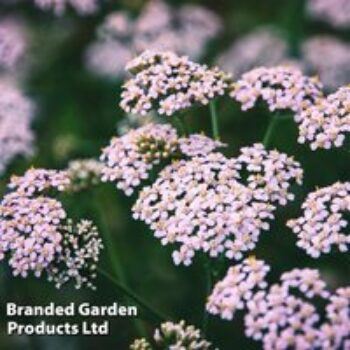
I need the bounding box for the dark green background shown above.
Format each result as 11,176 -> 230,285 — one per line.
0,0 -> 349,349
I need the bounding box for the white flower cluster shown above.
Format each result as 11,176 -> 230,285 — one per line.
287,182 -> 350,258
130,320 -> 214,349
0,81 -> 35,175
307,0 -> 350,28
86,1 -> 221,79
100,124 -> 225,196
120,50 -> 232,116
295,86 -> 350,150
302,36 -> 350,91
235,143 -> 303,205
47,219 -> 103,290
0,168 -> 102,289
66,158 -> 103,192
0,18 -> 27,70
217,27 -> 289,77
133,145 -> 302,265
33,0 -> 98,15
117,113 -> 162,136
206,257 -> 270,320
231,66 -> 323,112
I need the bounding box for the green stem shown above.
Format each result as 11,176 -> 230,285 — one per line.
98,267 -> 167,324
202,261 -> 213,336
174,115 -> 187,136
209,101 -> 220,140
262,113 -> 280,148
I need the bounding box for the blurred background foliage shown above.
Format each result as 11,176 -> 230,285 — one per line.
0,0 -> 349,349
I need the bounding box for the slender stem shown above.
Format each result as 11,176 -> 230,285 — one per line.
263,113 -> 280,148
98,267 -> 167,324
202,261 -> 213,336
174,115 -> 187,136
210,101 -> 220,140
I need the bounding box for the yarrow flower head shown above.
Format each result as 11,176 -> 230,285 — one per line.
217,27 -> 289,77
231,66 -> 323,113
0,81 -> 35,175
287,182 -> 350,258
245,268 -> 330,350
66,158 -> 103,192
295,86 -> 350,150
132,145 -> 301,265
130,320 -> 214,349
206,257 -> 270,320
302,36 -> 350,92
120,50 -> 232,116
0,18 -> 27,70
0,168 -> 103,289
307,0 -> 350,29
100,124 -> 225,196
33,0 -> 99,15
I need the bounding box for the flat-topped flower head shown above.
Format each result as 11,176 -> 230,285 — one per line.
207,257 -> 270,320
0,18 -> 27,70
287,182 -> 350,258
9,168 -> 70,195
130,320 -> 214,349
100,124 -> 179,196
34,0 -> 99,15
120,50 -> 232,116
295,86 -> 350,150
302,36 -> 350,91
178,134 -> 226,157
133,153 -> 276,265
235,143 -> 303,205
47,219 -> 103,290
0,81 -> 35,175
0,168 -> 102,289
307,0 -> 350,29
231,66 -> 323,112
245,268 -> 330,350
66,158 -> 103,192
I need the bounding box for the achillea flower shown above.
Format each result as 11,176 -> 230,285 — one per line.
295,86 -> 350,150
130,321 -> 214,349
0,81 -> 35,175
307,0 -> 350,28
245,268 -> 330,350
231,66 -> 323,112
302,36 -> 350,91
47,219 -> 103,289
287,182 -> 350,258
178,134 -> 226,157
120,50 -> 232,116
0,168 -> 103,289
217,28 -> 289,77
235,143 -> 303,205
100,124 -> 179,196
86,2 -> 221,80
133,144 -> 302,265
0,18 -> 27,70
66,158 -> 103,192
206,257 -> 270,320
33,0 -> 99,15
116,113 -> 161,136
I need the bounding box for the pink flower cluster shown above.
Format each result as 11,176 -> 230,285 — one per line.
287,182 -> 350,258
33,0 -> 98,15
0,18 -> 27,70
218,27 -> 289,77
100,123 -> 225,196
302,36 -> 350,91
231,66 -> 323,112
206,257 -> 270,320
120,50 -> 232,116
0,81 -> 35,175
295,86 -> 350,150
307,0 -> 350,28
133,145 -> 302,265
0,168 -> 103,289
86,1 -> 221,79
